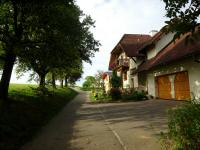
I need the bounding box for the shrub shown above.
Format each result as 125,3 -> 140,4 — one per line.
122,91 -> 148,101
161,104 -> 200,150
110,88 -> 121,100
90,90 -> 112,102
110,72 -> 122,88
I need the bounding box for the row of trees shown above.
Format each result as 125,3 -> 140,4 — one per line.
0,0 -> 100,100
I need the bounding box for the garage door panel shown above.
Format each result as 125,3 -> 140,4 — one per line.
157,76 -> 172,99
175,72 -> 190,100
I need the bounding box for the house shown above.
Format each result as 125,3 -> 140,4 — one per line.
137,31 -> 200,100
102,71 -> 112,93
108,34 -> 151,90
108,29 -> 200,100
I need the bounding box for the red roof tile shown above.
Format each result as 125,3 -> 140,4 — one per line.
109,34 -> 151,70
138,31 -> 164,52
120,43 -> 146,57
137,34 -> 200,72
102,71 -> 112,79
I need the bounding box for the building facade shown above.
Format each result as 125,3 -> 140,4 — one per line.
109,34 -> 151,90
102,72 -> 112,93
108,29 -> 200,100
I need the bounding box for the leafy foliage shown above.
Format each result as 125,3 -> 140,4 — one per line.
94,70 -> 104,90
161,104 -> 200,150
109,88 -> 121,100
0,0 -> 99,99
163,0 -> 200,40
82,76 -> 96,90
90,90 -> 112,103
16,1 -> 99,87
110,71 -> 122,88
122,91 -> 148,101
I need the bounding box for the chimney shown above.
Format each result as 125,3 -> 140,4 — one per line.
149,30 -> 158,37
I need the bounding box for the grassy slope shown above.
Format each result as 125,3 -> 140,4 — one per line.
0,84 -> 78,150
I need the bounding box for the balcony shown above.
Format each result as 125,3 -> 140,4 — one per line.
116,58 -> 129,70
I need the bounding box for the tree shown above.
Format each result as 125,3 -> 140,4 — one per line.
82,76 -> 96,90
0,0 -> 63,99
94,70 -> 104,90
0,0 -> 99,100
163,0 -> 200,40
0,0 -> 27,100
16,1 -> 99,89
66,66 -> 83,87
16,1 -> 79,88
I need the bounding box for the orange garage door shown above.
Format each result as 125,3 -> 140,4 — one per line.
157,75 -> 172,99
174,72 -> 190,100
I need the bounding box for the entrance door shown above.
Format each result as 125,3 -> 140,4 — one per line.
157,75 -> 172,99
174,72 -> 190,100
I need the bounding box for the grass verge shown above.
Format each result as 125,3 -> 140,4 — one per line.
0,84 -> 78,150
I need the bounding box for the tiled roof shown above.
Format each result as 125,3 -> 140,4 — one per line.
137,34 -> 200,72
138,32 -> 163,52
111,34 -> 151,56
102,71 -> 112,79
120,43 -> 145,57
109,34 -> 151,70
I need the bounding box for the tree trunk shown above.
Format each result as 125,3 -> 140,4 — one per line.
60,80 -> 63,88
39,73 -> 46,88
52,72 -> 56,89
65,76 -> 68,87
0,53 -> 16,101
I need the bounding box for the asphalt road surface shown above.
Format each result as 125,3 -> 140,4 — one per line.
21,90 -> 181,150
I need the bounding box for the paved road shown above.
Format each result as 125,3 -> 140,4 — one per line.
21,91 -> 181,150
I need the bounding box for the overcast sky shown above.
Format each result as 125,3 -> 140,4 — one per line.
10,0 -> 167,85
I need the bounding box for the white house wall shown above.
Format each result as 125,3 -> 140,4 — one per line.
129,58 -> 136,69
136,58 -> 143,68
155,32 -> 175,54
133,74 -> 138,88
104,75 -> 111,93
147,73 -> 155,96
147,32 -> 175,60
146,57 -> 200,100
128,70 -> 133,88
118,52 -> 126,59
147,49 -> 157,60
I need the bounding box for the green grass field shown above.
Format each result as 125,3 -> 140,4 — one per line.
0,84 -> 78,150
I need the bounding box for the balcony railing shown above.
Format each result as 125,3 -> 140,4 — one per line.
117,58 -> 129,68
110,59 -> 130,70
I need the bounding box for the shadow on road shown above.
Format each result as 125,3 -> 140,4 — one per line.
76,99 -> 183,136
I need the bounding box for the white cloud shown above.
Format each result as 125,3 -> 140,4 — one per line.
76,0 -> 167,85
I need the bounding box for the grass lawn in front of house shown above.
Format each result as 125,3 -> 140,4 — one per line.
0,84 -> 78,150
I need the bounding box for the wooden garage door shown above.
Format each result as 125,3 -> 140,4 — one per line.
157,76 -> 172,99
174,72 -> 190,100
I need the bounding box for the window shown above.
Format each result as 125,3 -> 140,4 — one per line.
124,72 -> 127,81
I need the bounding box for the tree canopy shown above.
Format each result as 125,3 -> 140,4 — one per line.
0,0 -> 100,100
82,76 -> 96,90
163,0 -> 200,40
